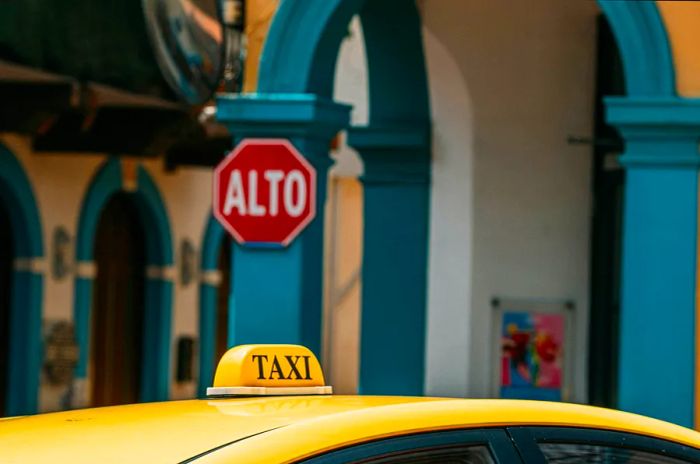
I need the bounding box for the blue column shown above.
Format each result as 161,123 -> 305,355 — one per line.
6,269 -> 43,415
216,94 -> 350,357
197,216 -> 226,396
606,97 -> 700,427
141,277 -> 173,402
348,126 -> 431,395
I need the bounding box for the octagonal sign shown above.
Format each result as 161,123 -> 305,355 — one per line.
213,139 -> 317,247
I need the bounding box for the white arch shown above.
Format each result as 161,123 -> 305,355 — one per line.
423,26 -> 475,397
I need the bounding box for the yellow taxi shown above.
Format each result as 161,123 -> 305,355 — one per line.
1,344 -> 699,463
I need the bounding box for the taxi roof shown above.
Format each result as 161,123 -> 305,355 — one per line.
1,396 -> 699,464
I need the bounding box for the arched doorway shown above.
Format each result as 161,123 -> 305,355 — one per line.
0,200 -> 14,415
0,145 -> 44,416
90,193 -> 146,406
197,216 -> 231,396
74,158 -> 173,407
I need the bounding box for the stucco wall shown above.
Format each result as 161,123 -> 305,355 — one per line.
0,133 -> 214,411
329,1 -> 597,400
421,0 -> 597,401
323,16 -> 366,394
423,25 -> 474,397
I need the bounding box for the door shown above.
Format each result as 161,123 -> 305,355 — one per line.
214,238 -> 231,365
91,193 -> 146,407
0,200 -> 13,416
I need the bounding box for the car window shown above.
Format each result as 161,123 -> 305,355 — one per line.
348,444 -> 494,463
507,427 -> 700,464
539,443 -> 691,463
300,429 -> 521,464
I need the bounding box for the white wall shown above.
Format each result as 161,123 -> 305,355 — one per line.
423,27 -> 475,397
322,16 -> 367,393
422,0 -> 597,401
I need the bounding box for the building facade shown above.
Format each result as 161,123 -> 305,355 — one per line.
0,0 -> 698,431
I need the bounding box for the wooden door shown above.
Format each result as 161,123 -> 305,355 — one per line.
91,193 -> 146,407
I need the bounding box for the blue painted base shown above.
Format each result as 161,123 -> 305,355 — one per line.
198,284 -> 218,397
6,272 -> 43,415
216,95 -> 350,365
230,234 -> 324,357
618,168 -> 697,427
0,145 -> 45,415
359,182 -> 429,395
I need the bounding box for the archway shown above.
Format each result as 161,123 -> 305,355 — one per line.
254,0 -> 431,394
73,158 -> 173,406
0,146 -> 44,415
197,215 -> 230,396
90,193 -> 147,406
221,0 -> 675,401
597,1 -> 674,96
0,145 -> 44,416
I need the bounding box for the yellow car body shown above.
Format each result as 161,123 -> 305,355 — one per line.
1,345 -> 699,463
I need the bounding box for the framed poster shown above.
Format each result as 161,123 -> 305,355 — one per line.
491,298 -> 574,401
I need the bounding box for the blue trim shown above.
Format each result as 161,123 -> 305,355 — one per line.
201,216 -> 226,272
606,97 -> 700,167
134,166 -> 174,266
227,0 -> 432,394
197,215 -> 226,397
605,97 -> 700,427
598,1 -> 675,95
606,97 -> 700,128
0,145 -> 44,415
242,242 -> 285,249
258,0 -> 365,95
350,127 -> 431,396
619,168 -> 696,427
349,127 -> 431,184
350,0 -> 431,395
75,158 -> 121,262
216,93 -> 351,141
359,0 -> 430,126
73,158 -> 173,402
0,147 -> 44,258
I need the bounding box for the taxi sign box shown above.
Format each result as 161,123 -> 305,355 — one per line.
207,345 -> 332,396
213,139 -> 317,247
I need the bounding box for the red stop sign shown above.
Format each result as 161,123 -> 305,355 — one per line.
213,139 -> 317,247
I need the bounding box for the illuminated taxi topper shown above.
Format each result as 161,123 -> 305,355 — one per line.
207,344 -> 333,396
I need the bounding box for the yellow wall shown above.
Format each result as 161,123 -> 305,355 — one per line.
323,177 -> 363,394
243,0 -> 279,92
658,0 -> 700,429
657,1 -> 700,97
0,134 -> 214,411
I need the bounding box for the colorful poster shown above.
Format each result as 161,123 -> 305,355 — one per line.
500,311 -> 565,401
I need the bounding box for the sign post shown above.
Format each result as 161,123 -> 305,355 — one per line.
213,139 -> 317,247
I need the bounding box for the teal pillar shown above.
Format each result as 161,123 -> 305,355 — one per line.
6,270 -> 43,415
0,145 -> 45,415
606,97 -> 700,427
216,94 -> 350,357
73,159 -> 173,404
197,216 -> 226,397
348,126 -> 431,395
